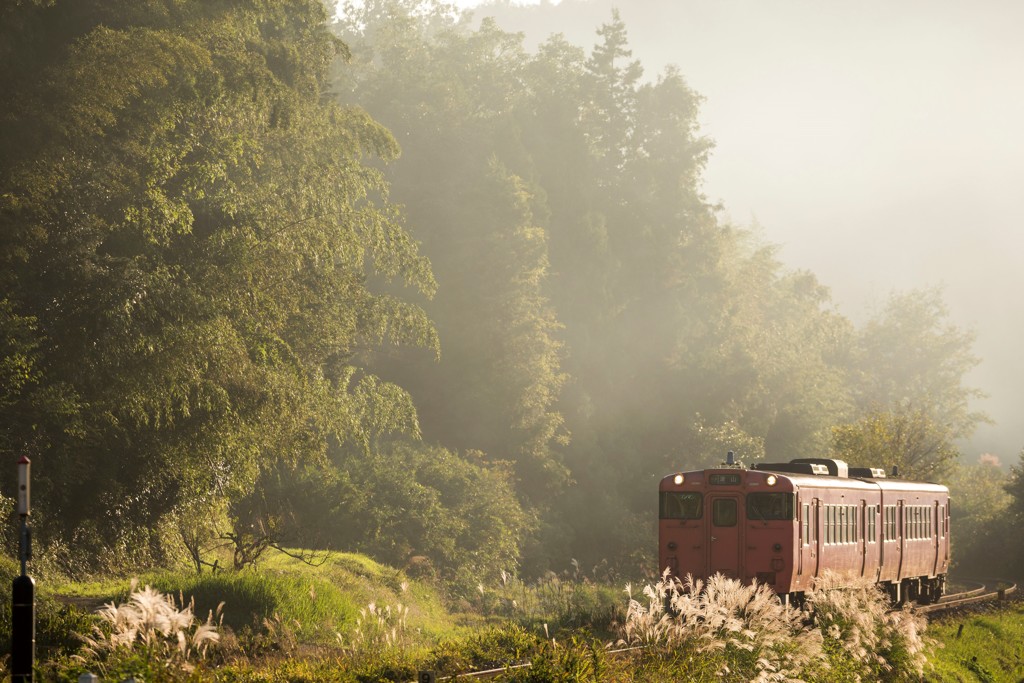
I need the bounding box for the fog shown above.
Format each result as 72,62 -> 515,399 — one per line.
461,0 -> 1024,463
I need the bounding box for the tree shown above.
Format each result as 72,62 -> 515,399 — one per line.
830,407 -> 959,481
850,288 -> 986,440
335,3 -> 570,500
0,0 -> 436,569
946,454 -> 1012,577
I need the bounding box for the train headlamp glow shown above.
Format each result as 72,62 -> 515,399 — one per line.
673,474 -> 685,485
766,475 -> 778,486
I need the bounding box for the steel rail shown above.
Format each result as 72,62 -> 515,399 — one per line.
917,579 -> 1017,614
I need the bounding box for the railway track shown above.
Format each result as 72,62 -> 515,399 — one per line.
915,578 -> 1017,614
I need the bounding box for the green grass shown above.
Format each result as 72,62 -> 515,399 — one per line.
926,601 -> 1024,682
47,549 -> 466,646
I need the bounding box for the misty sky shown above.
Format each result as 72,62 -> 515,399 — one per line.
347,0 -> 1024,463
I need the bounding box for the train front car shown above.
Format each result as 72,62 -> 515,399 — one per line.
659,466 -> 799,596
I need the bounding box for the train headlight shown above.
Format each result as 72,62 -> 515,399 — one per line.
673,474 -> 685,485
766,475 -> 777,486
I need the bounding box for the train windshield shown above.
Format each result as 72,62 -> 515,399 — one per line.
660,492 -> 703,519
746,493 -> 795,521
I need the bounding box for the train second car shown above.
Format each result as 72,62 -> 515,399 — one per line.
658,456 -> 950,603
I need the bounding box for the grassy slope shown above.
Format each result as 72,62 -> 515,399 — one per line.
927,601 -> 1024,682
47,550 -> 472,646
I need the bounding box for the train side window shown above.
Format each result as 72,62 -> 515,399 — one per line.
812,504 -> 818,544
801,503 -> 809,545
868,505 -> 877,542
839,506 -> 847,544
713,498 -> 737,526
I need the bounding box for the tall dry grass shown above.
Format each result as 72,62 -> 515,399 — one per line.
620,570 -> 823,682
621,569 -> 931,681
78,579 -> 223,673
805,571 -> 929,677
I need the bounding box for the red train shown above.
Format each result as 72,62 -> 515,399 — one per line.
658,455 -> 950,604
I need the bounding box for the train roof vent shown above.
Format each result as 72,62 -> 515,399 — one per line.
849,467 -> 887,479
789,458 -> 849,478
752,462 -> 829,476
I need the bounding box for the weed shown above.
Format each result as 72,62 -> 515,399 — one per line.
76,580 -> 222,675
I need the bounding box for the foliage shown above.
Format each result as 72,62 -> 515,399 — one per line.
849,288 -> 986,441
831,406 -> 960,481
480,565 -> 625,634
0,0 -> 436,571
274,439 -> 531,594
945,454 -> 1013,577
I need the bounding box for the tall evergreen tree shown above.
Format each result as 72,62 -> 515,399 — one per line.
0,0 -> 436,567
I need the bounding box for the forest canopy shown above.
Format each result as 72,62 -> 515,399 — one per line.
0,0 -> 988,583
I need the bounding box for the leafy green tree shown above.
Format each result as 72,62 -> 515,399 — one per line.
0,0 -> 436,569
849,288 -> 986,440
830,407 -> 959,481
946,455 -> 1012,577
1005,449 -> 1024,519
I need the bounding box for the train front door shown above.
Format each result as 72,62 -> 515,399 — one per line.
708,495 -> 741,578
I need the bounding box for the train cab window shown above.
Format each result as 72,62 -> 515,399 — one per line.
713,498 -> 737,526
747,493 -> 794,521
659,492 -> 703,520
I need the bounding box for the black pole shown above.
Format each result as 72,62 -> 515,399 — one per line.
11,573 -> 34,682
11,456 -> 33,682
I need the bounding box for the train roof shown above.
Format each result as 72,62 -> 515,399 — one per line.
661,457 -> 949,495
